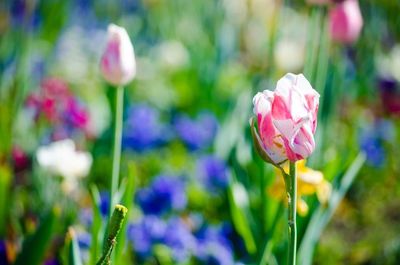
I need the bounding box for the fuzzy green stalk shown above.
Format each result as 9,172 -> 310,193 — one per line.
110,86 -> 124,217
287,162 -> 297,265
97,204 -> 128,265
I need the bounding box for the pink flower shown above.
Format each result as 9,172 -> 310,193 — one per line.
100,24 -> 136,86
25,77 -> 90,134
252,73 -> 319,163
329,0 -> 363,44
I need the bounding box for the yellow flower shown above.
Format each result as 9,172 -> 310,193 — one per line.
268,160 -> 331,216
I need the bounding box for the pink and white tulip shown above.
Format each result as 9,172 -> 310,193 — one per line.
329,0 -> 363,44
100,24 -> 136,86
252,73 -> 319,163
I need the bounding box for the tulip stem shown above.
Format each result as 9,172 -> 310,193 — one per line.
110,86 -> 124,217
288,161 -> 297,265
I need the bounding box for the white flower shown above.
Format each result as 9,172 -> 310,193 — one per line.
274,39 -> 305,72
376,44 -> 400,82
156,40 -> 189,70
36,139 -> 92,180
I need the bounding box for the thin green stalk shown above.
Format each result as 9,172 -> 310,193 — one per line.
110,86 -> 124,217
288,162 -> 297,265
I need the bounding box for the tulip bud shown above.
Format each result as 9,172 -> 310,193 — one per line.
100,24 -> 136,86
329,0 -> 363,44
251,73 -> 319,164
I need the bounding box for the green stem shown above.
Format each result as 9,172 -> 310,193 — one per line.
96,205 -> 128,265
110,86 -> 124,217
288,162 -> 297,265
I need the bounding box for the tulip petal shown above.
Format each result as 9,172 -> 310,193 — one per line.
100,24 -> 136,86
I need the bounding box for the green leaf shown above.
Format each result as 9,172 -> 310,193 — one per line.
298,152 -> 366,265
66,227 -> 83,265
115,163 -> 136,265
14,207 -> 60,265
89,185 -> 104,265
0,164 -> 11,236
228,173 -> 257,254
215,90 -> 252,160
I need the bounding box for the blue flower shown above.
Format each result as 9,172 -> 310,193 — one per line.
123,104 -> 171,152
359,119 -> 393,167
196,242 -> 234,265
79,208 -> 93,228
197,155 -> 229,192
99,191 -> 110,217
9,0 -> 41,30
127,215 -> 167,259
164,218 -> 196,262
194,225 -> 235,265
360,136 -> 385,167
174,112 -> 218,151
77,231 -> 91,249
127,216 -> 195,262
136,175 -> 187,215
374,119 -> 395,142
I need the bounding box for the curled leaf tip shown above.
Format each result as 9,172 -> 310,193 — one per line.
114,204 -> 128,215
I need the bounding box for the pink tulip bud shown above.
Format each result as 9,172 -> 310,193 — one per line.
252,73 -> 319,164
329,0 -> 363,44
100,24 -> 136,86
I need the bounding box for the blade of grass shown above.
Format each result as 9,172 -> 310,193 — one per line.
298,152 -> 366,265
89,185 -> 104,265
66,227 -> 83,265
228,171 -> 257,254
0,164 -> 11,236
115,163 -> 136,265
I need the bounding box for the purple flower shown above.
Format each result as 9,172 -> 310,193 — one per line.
64,98 -> 90,131
0,240 -> 8,265
197,156 -> 229,192
378,76 -> 397,93
123,104 -> 171,152
174,112 -> 218,151
136,175 -> 187,215
44,258 -> 60,265
378,76 -> 400,116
